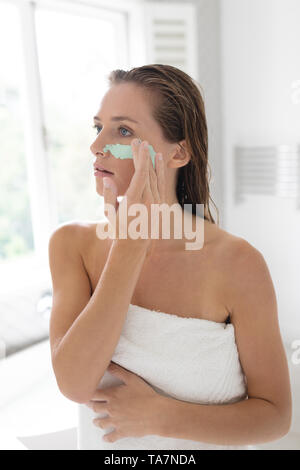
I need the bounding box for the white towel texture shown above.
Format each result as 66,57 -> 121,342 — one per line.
77,303 -> 256,450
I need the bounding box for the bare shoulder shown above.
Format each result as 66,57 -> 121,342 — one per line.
213,228 -> 274,317
210,223 -> 263,268
49,219 -> 91,240
48,220 -> 82,255
222,231 -> 267,273
49,220 -> 108,255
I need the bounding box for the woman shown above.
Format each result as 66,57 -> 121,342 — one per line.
48,64 -> 292,450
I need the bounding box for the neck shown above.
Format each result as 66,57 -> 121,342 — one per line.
148,199 -> 206,255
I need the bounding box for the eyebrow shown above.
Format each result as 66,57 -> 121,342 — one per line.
93,115 -> 139,124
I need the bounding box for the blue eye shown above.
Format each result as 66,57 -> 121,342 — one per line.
92,125 -> 132,137
93,125 -> 101,135
120,127 -> 131,137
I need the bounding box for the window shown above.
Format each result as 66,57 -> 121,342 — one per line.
0,0 -> 131,358
0,0 -> 128,265
0,1 -> 33,261
35,4 -> 126,223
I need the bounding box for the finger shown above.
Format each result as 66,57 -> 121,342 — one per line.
102,430 -> 122,443
93,416 -> 113,429
107,362 -> 136,383
86,400 -> 110,413
103,176 -> 118,216
91,386 -> 119,401
131,138 -> 141,172
129,139 -> 149,198
156,153 -> 166,201
142,143 -> 151,200
149,153 -> 160,202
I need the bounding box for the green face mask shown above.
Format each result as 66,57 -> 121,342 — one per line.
103,143 -> 157,169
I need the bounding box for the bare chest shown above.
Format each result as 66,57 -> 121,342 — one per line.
84,238 -> 231,324
132,250 -> 230,322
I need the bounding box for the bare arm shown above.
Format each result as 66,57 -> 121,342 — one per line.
49,223 -> 148,404
156,393 -> 290,446
155,239 -> 292,445
49,138 -> 164,404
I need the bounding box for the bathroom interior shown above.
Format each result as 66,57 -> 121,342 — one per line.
0,0 -> 299,450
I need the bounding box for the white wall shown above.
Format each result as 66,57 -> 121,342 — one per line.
220,0 -> 300,340
146,0 -> 224,225
193,0 -> 223,226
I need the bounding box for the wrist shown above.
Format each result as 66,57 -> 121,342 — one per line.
111,239 -> 150,262
154,395 -> 178,437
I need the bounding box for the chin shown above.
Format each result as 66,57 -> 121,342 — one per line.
95,182 -> 126,198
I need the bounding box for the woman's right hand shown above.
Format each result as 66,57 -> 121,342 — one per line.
100,138 -> 165,254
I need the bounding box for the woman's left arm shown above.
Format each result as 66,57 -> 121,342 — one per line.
156,240 -> 292,446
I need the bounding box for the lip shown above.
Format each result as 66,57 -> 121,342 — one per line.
94,169 -> 115,178
93,164 -> 114,175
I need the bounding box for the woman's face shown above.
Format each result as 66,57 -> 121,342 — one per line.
90,83 -> 176,196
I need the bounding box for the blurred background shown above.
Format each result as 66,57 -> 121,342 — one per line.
0,0 -> 299,450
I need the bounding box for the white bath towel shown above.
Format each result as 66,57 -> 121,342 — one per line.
77,303 -> 256,450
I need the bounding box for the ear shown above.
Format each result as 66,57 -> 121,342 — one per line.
168,140 -> 191,169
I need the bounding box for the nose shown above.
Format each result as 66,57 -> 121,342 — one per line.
90,139 -> 109,158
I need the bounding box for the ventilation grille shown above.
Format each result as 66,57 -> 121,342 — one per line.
144,2 -> 198,79
234,145 -> 300,206
151,19 -> 187,67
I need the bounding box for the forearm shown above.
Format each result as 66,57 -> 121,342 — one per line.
53,240 -> 148,403
157,396 -> 288,446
